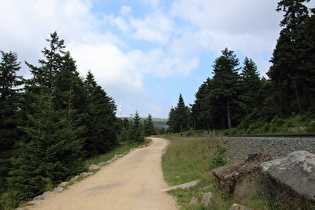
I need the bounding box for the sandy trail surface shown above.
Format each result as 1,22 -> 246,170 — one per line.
26,138 -> 176,210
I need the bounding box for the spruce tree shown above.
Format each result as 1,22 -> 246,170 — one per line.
167,94 -> 190,133
8,32 -> 85,203
191,78 -> 215,130
143,114 -> 156,136
167,107 -> 176,133
0,51 -> 23,199
239,57 -> 261,115
211,48 -> 240,129
129,111 -> 144,142
0,51 -> 23,152
83,71 -> 118,157
301,8 -> 315,109
268,0 -> 310,114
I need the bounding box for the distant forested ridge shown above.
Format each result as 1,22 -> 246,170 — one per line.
168,0 -> 315,134
0,32 -> 154,208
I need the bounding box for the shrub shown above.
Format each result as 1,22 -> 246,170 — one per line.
210,145 -> 228,169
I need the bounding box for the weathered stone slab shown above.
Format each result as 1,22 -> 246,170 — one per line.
33,191 -> 54,201
161,180 -> 200,192
53,187 -> 64,193
80,172 -> 93,177
88,164 -> 100,171
260,150 -> 315,202
229,204 -> 252,210
58,182 -> 68,188
201,192 -> 213,208
213,153 -> 273,196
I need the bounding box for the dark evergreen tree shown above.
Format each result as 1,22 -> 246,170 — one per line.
167,107 -> 176,133
167,94 -> 190,133
83,71 -> 118,157
53,52 -> 87,112
9,91 -> 84,203
0,51 -> 23,152
191,78 -> 215,130
129,111 -> 144,142
258,78 -> 280,120
117,118 -> 131,142
301,8 -> 315,110
143,114 -> 156,136
239,57 -> 261,115
0,51 -> 23,199
210,48 -> 240,129
26,32 -> 66,92
268,0 -> 311,114
7,32 -> 85,204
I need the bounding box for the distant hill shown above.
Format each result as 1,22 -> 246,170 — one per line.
151,118 -> 168,134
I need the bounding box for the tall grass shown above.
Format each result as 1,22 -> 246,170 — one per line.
162,133 -> 273,209
162,135 -> 222,186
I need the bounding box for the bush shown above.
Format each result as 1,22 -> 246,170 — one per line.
210,145 -> 228,169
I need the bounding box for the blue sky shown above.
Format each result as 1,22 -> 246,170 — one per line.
1,0 -> 313,118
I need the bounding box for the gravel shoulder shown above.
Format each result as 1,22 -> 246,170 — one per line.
225,136 -> 315,162
25,138 -> 177,210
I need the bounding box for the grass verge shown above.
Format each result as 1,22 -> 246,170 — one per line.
161,134 -> 274,209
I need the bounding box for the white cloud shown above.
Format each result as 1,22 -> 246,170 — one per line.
169,0 -> 283,75
171,0 -> 282,33
68,42 -> 145,95
140,0 -> 160,6
129,13 -> 173,43
119,6 -> 133,16
128,48 -> 199,78
0,0 -> 97,72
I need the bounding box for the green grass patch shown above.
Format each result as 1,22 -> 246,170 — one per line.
221,112 -> 315,136
162,135 -> 276,209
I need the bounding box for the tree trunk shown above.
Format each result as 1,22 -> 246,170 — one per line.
227,98 -> 232,129
293,77 -> 302,113
278,77 -> 283,114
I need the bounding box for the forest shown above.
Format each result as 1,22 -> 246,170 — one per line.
1,0 -> 315,209
168,0 -> 315,135
0,32 -> 156,208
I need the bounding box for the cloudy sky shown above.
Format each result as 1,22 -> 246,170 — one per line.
1,0 -> 312,118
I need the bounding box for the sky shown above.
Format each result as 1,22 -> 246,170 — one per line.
1,0 -> 314,118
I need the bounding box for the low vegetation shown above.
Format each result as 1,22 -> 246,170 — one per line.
161,133 -> 276,209
167,113 -> 315,138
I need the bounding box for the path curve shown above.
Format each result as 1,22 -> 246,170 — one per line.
26,138 -> 176,210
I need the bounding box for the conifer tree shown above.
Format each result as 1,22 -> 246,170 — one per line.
211,48 -> 240,129
268,0 -> 310,114
167,94 -> 190,133
301,8 -> 315,109
143,114 -> 156,136
8,32 -> 85,203
83,71 -> 118,157
191,78 -> 215,130
129,111 -> 144,142
9,92 -> 84,202
239,57 -> 261,115
0,51 -> 23,199
167,107 -> 176,133
0,51 -> 23,152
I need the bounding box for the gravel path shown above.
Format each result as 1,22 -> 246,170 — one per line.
224,136 -> 315,162
25,138 -> 177,210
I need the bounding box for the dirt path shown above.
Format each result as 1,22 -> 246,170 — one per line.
26,138 -> 177,210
